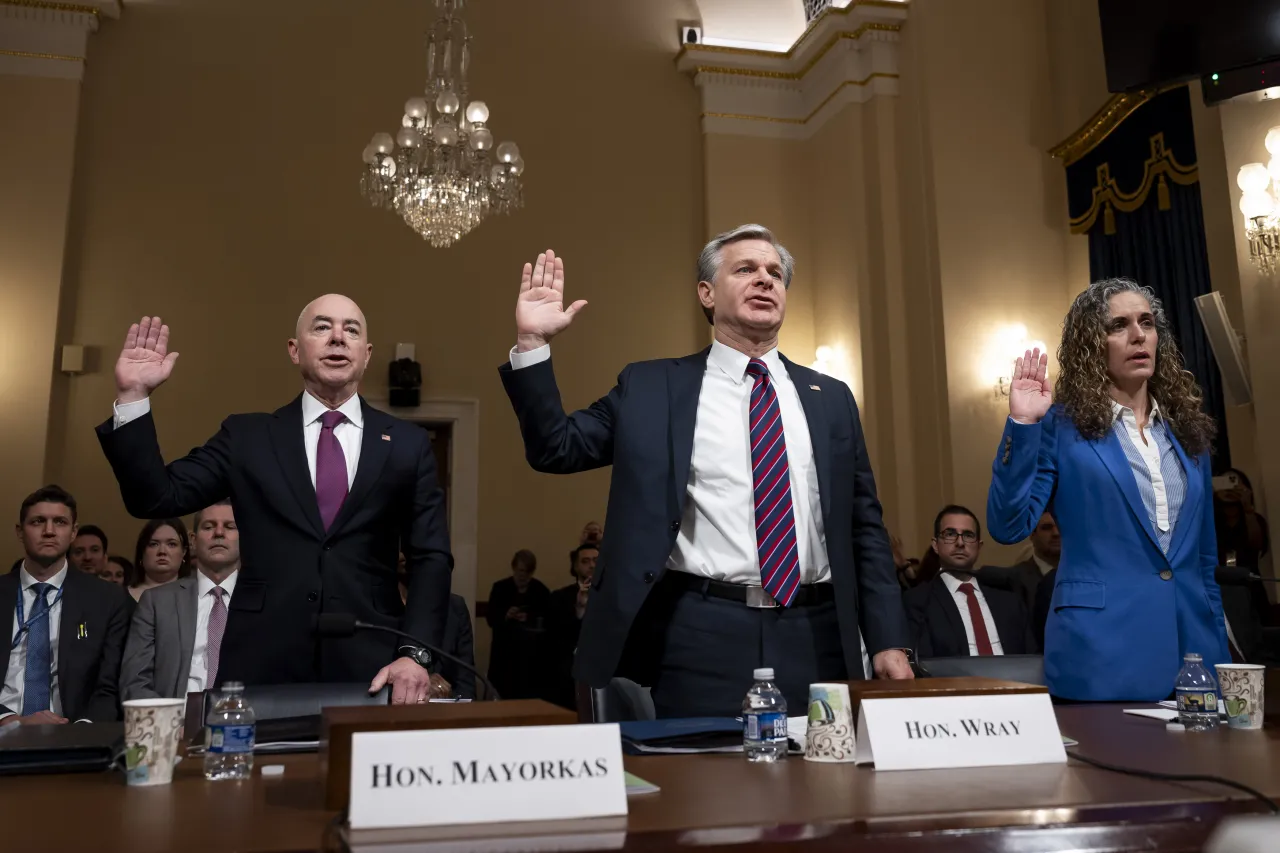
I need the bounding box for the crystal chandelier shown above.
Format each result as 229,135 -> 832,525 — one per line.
360,0 -> 524,248
1236,126 -> 1280,275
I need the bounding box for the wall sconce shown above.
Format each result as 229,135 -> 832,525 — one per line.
1236,125 -> 1280,275
810,344 -> 852,385
985,324 -> 1046,398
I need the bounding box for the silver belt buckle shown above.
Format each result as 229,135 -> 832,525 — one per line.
745,587 -> 780,609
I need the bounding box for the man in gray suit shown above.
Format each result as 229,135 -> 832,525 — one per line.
980,511 -> 1060,615
121,501 -> 240,699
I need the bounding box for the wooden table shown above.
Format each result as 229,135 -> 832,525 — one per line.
5,704 -> 1276,852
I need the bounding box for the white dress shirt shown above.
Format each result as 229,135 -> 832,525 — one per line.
186,570 -> 239,695
511,341 -> 871,677
1111,399 -> 1169,533
1,561 -> 70,720
940,572 -> 1004,656
114,390 -> 363,489
1032,554 -> 1055,577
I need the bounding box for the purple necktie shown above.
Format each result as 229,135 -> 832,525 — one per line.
316,409 -> 349,530
206,587 -> 227,687
748,359 -> 801,607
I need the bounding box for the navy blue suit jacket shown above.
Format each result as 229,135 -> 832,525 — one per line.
499,348 -> 910,688
987,407 -> 1228,701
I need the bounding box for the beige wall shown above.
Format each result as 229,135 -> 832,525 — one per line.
28,0 -> 703,666
0,74 -> 82,534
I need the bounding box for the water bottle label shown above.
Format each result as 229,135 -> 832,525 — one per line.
745,712 -> 788,742
209,724 -> 256,754
1175,689 -> 1218,713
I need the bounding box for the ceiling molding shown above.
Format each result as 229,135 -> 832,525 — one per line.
0,0 -> 117,79
678,2 -> 907,139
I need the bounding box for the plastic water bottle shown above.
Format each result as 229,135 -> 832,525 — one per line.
1174,653 -> 1219,732
743,667 -> 788,763
204,682 -> 256,780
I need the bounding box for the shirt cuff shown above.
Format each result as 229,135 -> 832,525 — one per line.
509,344 -> 551,370
113,397 -> 151,429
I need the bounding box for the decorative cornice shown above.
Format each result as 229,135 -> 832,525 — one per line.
0,0 -> 119,17
678,1 -> 906,139
0,0 -> 115,79
1049,82 -> 1186,166
0,46 -> 81,60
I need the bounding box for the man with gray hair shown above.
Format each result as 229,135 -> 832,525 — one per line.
499,225 -> 913,718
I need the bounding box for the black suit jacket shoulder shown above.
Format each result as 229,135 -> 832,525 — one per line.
440,594 -> 475,700
96,395 -> 452,685
0,568 -> 132,721
906,574 -> 1036,658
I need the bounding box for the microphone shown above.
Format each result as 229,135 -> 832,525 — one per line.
313,613 -> 501,701
1215,566 -> 1280,586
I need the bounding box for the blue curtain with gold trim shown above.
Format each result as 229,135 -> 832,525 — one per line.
1064,85 -> 1229,466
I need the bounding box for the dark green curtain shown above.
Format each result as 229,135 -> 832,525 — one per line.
1065,86 -> 1230,467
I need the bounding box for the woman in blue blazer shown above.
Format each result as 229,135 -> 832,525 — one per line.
987,278 -> 1228,701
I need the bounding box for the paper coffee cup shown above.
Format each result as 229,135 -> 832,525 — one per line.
804,682 -> 856,762
123,698 -> 186,786
1215,664 -> 1265,730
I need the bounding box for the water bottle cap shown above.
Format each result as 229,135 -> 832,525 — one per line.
753,668 -> 774,681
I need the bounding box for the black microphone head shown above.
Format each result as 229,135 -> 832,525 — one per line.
1214,565 -> 1253,587
313,613 -> 359,637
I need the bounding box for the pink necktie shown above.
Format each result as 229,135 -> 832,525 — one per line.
316,410 -> 349,530
206,587 -> 227,687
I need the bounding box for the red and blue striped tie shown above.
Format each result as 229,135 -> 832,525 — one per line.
748,358 -> 801,606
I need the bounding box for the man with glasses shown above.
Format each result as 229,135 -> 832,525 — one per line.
904,506 -> 1036,657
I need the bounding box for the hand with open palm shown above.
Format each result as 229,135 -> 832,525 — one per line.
1009,348 -> 1052,424
514,249 -> 587,352
115,316 -> 179,404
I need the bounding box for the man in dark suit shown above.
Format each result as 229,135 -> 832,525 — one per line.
544,543 -> 598,710
906,506 -> 1035,658
439,595 -> 476,700
980,511 -> 1060,614
97,296 -> 453,704
499,225 -> 913,718
2,486 -> 132,725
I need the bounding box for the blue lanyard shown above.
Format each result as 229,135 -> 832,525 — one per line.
11,585 -> 64,651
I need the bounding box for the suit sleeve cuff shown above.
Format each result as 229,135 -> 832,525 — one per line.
113,397 -> 151,429
509,344 -> 550,370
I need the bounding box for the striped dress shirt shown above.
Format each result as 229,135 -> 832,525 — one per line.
1111,400 -> 1187,554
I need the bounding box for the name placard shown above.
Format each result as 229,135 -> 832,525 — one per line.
853,692 -> 1066,771
349,724 -> 628,830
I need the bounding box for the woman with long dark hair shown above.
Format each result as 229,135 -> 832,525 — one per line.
128,518 -> 191,602
987,278 -> 1227,701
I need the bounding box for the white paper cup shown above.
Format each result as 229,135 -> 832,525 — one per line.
123,698 -> 186,786
804,682 -> 856,762
1215,664 -> 1265,730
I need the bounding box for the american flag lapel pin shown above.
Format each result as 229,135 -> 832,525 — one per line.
381,434 -> 391,441
809,384 -> 821,391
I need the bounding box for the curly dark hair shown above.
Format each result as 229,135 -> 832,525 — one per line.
1054,278 -> 1215,456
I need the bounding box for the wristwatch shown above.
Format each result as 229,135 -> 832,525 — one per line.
398,644 -> 433,668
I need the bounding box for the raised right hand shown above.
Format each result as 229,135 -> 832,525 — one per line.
1009,347 -> 1052,424
115,316 -> 179,404
514,250 -> 587,352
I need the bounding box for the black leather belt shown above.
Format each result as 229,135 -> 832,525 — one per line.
666,572 -> 835,608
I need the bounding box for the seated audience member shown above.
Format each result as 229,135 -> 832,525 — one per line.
891,533 -> 923,590
396,553 -> 475,699
101,555 -> 131,586
1,486 -> 131,725
127,517 -> 190,602
544,543 -> 598,709
1215,468 -> 1273,627
981,512 -> 1061,613
68,524 -> 109,575
905,506 -> 1036,658
580,521 -> 603,547
485,549 -> 550,700
120,501 -> 239,699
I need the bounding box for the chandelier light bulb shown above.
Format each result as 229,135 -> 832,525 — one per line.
1239,190 -> 1275,220
432,122 -> 458,146
362,144 -> 377,164
1237,162 -> 1270,193
436,91 -> 461,115
490,164 -> 506,183
465,100 -> 489,124
469,127 -> 493,150
495,141 -> 519,163
511,155 -> 525,176
405,97 -> 429,119
1266,126 -> 1280,156
396,127 -> 420,149
372,132 -> 395,154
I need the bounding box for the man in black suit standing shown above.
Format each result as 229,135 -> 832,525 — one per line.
97,295 -> 452,704
2,486 -> 132,725
979,512 -> 1060,614
499,225 -> 913,718
906,506 -> 1035,658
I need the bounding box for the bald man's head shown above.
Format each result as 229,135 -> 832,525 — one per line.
288,294 -> 373,407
